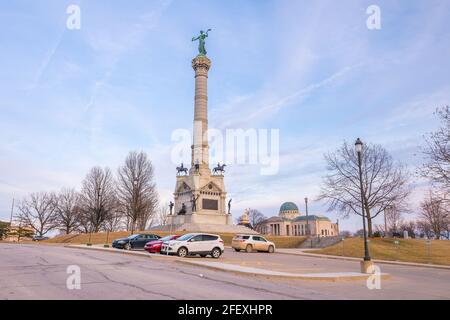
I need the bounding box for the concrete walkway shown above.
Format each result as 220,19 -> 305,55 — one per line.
66,244 -> 387,282
276,249 -> 450,270
177,260 -> 389,281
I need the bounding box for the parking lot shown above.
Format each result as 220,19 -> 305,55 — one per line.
166,247 -> 362,274
2,243 -> 450,299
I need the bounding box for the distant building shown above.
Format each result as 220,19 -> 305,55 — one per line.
258,202 -> 339,237
2,224 -> 34,242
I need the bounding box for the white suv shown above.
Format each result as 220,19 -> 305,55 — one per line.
161,233 -> 224,259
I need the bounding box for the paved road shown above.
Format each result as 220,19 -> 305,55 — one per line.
1,243 -> 449,299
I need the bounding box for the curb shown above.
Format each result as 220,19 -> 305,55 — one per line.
176,259 -> 390,282
275,250 -> 450,270
65,244 -> 180,262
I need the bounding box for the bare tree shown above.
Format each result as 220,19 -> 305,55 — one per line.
318,141 -> 410,237
399,221 -> 417,238
421,106 -> 450,193
416,220 -> 432,238
443,220 -> 450,240
76,209 -> 91,234
79,167 -> 117,233
16,192 -> 58,237
155,204 -> 170,227
339,230 -> 352,238
0,221 -> 9,240
418,191 -> 449,239
117,151 -> 159,232
374,224 -> 386,234
55,188 -> 80,235
103,199 -> 124,232
248,209 -> 266,230
385,206 -> 404,236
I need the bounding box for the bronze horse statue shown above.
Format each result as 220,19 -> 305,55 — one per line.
176,163 -> 188,176
213,163 -> 226,175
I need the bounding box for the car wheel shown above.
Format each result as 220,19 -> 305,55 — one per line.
234,248 -> 240,252
124,243 -> 131,250
177,247 -> 188,257
211,248 -> 222,259
246,244 -> 253,253
268,245 -> 275,253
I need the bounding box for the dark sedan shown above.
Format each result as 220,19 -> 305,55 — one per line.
112,234 -> 160,250
32,235 -> 49,241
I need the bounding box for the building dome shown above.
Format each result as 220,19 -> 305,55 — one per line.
279,202 -> 300,220
279,202 -> 298,213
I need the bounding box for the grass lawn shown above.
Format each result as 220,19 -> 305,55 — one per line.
45,231 -> 306,248
306,237 -> 450,266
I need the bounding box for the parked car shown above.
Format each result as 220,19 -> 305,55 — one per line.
161,233 -> 224,258
144,235 -> 180,253
32,235 -> 49,241
112,234 -> 160,250
231,234 -> 275,253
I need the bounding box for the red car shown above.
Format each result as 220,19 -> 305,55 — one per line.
144,235 -> 180,253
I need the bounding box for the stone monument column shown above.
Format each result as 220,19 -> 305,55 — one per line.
191,55 -> 211,175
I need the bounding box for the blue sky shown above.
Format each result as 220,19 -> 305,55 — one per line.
1,0 -> 450,232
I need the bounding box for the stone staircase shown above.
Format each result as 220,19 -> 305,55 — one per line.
299,236 -> 342,249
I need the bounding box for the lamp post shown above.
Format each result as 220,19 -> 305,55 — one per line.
104,227 -> 110,248
88,186 -> 101,246
131,179 -> 138,235
384,206 -> 390,238
96,187 -> 108,248
304,197 -> 309,236
355,138 -> 372,266
87,230 -> 92,246
9,198 -> 14,225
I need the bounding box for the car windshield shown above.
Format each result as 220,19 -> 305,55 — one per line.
159,235 -> 175,241
176,234 -> 195,241
127,234 -> 140,240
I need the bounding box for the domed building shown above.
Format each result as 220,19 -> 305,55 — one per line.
279,202 -> 300,220
257,202 -> 339,237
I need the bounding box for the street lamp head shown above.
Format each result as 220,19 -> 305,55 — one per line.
355,138 -> 363,153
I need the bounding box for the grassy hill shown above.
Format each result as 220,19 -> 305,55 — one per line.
45,230 -> 306,248
307,237 -> 450,266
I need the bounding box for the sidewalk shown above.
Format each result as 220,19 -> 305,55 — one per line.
66,244 -> 387,282
177,260 -> 389,281
276,248 -> 450,270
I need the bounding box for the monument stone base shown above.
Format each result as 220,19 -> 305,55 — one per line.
169,212 -> 233,226
360,260 -> 375,274
149,222 -> 259,234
